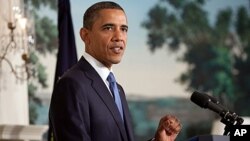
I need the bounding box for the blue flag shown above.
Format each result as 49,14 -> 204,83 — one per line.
49,0 -> 77,140
53,0 -> 77,88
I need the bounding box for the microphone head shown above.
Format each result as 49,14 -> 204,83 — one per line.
190,91 -> 210,108
205,93 -> 220,104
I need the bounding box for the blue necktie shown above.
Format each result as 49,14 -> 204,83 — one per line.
107,72 -> 124,120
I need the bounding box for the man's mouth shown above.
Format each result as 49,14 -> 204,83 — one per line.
110,46 -> 123,54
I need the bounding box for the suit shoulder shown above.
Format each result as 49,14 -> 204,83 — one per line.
55,63 -> 89,86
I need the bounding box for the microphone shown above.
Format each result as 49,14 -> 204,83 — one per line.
191,91 -> 244,135
202,92 -> 220,104
190,91 -> 244,125
190,91 -> 227,115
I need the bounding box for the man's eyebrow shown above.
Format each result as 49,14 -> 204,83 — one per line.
121,25 -> 128,29
101,23 -> 128,29
101,23 -> 115,28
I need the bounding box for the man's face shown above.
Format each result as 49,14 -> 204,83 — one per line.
82,9 -> 128,69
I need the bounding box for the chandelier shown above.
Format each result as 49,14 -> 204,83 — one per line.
0,1 -> 35,82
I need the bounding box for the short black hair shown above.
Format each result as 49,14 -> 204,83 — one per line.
83,1 -> 124,29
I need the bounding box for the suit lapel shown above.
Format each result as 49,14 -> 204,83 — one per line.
118,85 -> 135,141
78,57 -> 128,141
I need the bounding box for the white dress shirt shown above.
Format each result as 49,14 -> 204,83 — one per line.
83,52 -> 113,96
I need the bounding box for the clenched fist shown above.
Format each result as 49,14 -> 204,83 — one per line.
154,115 -> 182,141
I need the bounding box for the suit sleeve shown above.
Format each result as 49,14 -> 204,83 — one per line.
49,77 -> 90,141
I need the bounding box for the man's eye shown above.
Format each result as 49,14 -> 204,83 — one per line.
104,26 -> 113,30
121,27 -> 128,32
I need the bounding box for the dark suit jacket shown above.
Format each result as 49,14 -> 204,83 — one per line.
49,57 -> 135,141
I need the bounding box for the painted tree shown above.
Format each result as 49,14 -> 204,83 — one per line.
24,0 -> 57,124
143,0 -> 250,115
234,6 -> 250,115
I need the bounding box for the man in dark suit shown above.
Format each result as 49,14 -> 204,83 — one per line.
49,1 -> 181,141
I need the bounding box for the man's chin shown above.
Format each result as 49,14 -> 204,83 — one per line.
111,58 -> 122,64
112,60 -> 122,64
111,55 -> 123,62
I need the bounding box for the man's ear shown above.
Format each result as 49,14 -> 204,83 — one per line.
80,27 -> 90,44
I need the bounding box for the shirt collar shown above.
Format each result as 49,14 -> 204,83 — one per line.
83,52 -> 112,83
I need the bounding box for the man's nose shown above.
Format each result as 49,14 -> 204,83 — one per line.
112,29 -> 124,41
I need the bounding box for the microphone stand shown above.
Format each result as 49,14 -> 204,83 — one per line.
219,111 -> 244,136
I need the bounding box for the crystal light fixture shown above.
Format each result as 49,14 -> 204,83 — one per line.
0,2 -> 35,82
